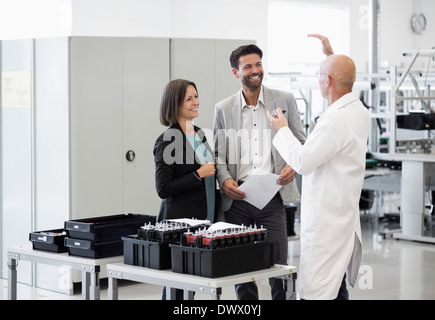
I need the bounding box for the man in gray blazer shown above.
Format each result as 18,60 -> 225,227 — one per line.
213,44 -> 306,300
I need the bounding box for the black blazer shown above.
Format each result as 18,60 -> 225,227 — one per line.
153,123 -> 216,222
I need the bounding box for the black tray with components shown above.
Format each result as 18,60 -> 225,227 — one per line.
170,224 -> 274,278
29,229 -> 68,253
170,241 -> 275,278
136,220 -> 211,244
64,213 -> 156,241
64,237 -> 123,259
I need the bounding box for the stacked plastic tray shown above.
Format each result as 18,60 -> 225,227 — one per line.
63,213 -> 156,258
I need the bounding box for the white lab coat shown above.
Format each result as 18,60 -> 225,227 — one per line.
273,92 -> 370,299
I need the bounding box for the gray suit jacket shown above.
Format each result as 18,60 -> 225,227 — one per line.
213,86 -> 307,214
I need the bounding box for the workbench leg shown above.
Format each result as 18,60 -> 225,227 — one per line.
285,273 -> 297,300
82,271 -> 89,300
210,288 -> 222,300
401,161 -> 426,236
7,257 -> 18,300
166,287 -> 177,300
183,290 -> 194,300
89,271 -> 100,300
108,276 -> 118,300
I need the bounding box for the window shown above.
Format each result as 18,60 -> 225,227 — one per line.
267,1 -> 350,74
266,1 -> 350,128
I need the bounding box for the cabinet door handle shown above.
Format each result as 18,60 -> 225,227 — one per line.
126,150 -> 136,161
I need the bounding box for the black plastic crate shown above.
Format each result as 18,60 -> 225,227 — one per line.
122,235 -> 172,270
64,213 -> 156,241
29,229 -> 68,253
397,113 -> 435,130
64,237 -> 123,259
170,241 -> 274,278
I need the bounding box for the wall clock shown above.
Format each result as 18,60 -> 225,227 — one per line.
411,13 -> 427,35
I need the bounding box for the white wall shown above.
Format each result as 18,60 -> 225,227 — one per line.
66,0 -> 367,72
1,0 -> 434,71
378,0 -> 433,69
0,0 -> 72,39
413,0 -> 435,50
69,0 -> 435,73
71,0 -> 172,37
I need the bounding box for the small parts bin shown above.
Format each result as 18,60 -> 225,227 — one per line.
64,237 -> 123,259
29,229 -> 68,253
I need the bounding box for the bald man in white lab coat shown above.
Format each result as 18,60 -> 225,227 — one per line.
267,53 -> 370,299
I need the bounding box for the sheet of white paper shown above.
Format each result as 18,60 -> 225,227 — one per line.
238,171 -> 282,210
164,218 -> 210,226
207,222 -> 243,233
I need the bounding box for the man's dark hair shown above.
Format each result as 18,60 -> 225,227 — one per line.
229,44 -> 263,70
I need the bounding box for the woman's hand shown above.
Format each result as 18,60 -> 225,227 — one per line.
197,162 -> 216,178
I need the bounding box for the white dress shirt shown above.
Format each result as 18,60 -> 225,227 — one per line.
238,86 -> 273,182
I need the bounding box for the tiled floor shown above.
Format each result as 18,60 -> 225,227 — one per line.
1,213 -> 435,300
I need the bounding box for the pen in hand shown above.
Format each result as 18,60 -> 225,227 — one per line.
272,109 -> 286,118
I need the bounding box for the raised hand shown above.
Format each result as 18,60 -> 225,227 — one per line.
308,33 -> 334,56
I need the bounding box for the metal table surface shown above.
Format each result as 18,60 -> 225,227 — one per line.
7,243 -> 123,300
106,262 -> 297,300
